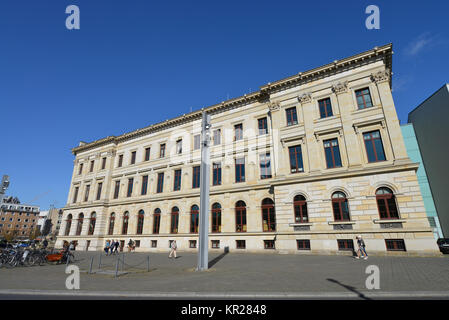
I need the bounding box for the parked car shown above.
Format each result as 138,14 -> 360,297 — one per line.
437,238 -> 449,254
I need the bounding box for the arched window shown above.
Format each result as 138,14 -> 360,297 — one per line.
108,213 -> 115,235
88,212 -> 96,235
136,210 -> 145,234
332,192 -> 350,221
153,208 -> 161,234
293,195 -> 308,223
171,207 -> 179,234
262,198 -> 276,232
122,211 -> 129,235
235,201 -> 247,232
211,203 -> 221,233
76,213 -> 84,235
190,205 -> 199,233
65,214 -> 72,236
376,187 -> 399,219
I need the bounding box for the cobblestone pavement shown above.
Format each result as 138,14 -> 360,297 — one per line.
0,250 -> 448,297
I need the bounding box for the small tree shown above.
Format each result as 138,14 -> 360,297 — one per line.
2,229 -> 16,242
29,227 -> 41,240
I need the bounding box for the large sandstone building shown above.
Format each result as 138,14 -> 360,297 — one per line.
56,44 -> 440,255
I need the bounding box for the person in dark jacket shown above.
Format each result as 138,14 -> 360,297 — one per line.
355,235 -> 368,260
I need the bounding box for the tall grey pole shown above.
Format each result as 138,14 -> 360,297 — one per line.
197,110 -> 211,271
0,175 -> 10,207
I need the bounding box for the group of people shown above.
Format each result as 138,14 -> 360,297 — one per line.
104,239 -> 120,255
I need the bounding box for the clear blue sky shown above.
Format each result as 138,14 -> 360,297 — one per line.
0,0 -> 447,210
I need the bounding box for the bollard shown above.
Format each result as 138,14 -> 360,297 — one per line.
147,256 -> 150,272
89,256 -> 94,274
115,256 -> 119,278
99,254 -> 102,269
122,253 -> 125,271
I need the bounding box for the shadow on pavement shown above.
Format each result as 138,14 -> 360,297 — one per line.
208,247 -> 229,268
327,278 -> 372,300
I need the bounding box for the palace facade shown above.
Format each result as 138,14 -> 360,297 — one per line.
56,44 -> 440,256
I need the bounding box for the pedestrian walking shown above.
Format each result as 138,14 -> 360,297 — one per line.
109,240 -> 115,255
114,240 -> 119,253
168,240 -> 177,259
104,240 -> 110,255
355,235 -> 368,259
128,239 -> 134,252
42,238 -> 48,249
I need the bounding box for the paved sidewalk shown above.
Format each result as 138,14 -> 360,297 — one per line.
0,251 -> 448,298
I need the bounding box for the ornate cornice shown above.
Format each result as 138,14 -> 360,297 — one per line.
371,69 -> 390,84
297,92 -> 312,104
268,101 -> 281,111
331,81 -> 349,95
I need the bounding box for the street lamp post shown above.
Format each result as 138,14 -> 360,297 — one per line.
0,175 -> 10,207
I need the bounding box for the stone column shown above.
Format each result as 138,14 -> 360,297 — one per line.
299,93 -> 322,173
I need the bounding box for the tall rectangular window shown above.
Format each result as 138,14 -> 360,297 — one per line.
160,144 -> 166,158
213,163 -> 221,186
258,117 -> 268,135
213,129 -> 221,145
101,157 -> 106,170
385,239 -> 406,251
78,163 -> 83,175
153,214 -> 160,234
324,138 -> 342,168
127,178 -> 133,197
118,154 -> 123,167
157,173 -> 164,193
130,151 -> 136,164
192,166 -> 200,188
113,181 -> 120,199
234,123 -> 243,141
286,107 -> 298,126
89,160 -> 94,172
173,169 -> 181,191
176,139 -> 182,154
84,185 -> 90,202
235,158 -> 245,183
289,145 -> 304,173
144,147 -> 151,161
259,153 -> 272,179
194,134 -> 201,150
318,98 -> 333,118
355,88 -> 373,109
141,175 -> 148,195
72,187 -> 79,203
96,183 -> 102,200
363,130 -> 386,162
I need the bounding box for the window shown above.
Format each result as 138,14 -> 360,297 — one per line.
96,182 -> 102,200
176,139 -> 182,154
89,160 -> 95,172
151,240 -> 157,248
153,209 -> 161,234
318,98 -> 333,118
113,180 -> 120,199
131,151 -> 136,164
173,169 -> 181,191
234,123 -> 243,141
122,212 -> 129,234
332,192 -> 351,221
190,205 -> 199,233
170,207 -> 179,233
324,138 -> 342,168
355,88 -> 373,109
194,134 -> 201,150
192,166 -> 200,189
144,147 -> 151,161
376,187 -> 399,219
65,214 -> 72,236
261,198 -> 276,232
141,175 -> 148,195
211,240 -> 220,249
101,157 -> 107,170
297,239 -> 311,250
293,195 -> 308,223
258,117 -> 268,135
289,145 -> 304,173
84,185 -> 90,202
78,163 -> 83,175
118,154 -> 123,167
259,153 -> 272,179
108,213 -> 115,235
264,240 -> 275,249
363,130 -> 386,162
236,240 -> 246,249
159,144 -> 166,158
72,187 -> 79,203
135,240 -> 140,248
127,178 -> 133,197
189,240 -> 197,248
385,239 -> 406,251
157,173 -> 164,193
212,163 -> 221,186
76,213 -> 84,236
337,239 -> 354,251
235,158 -> 245,183
88,212 -> 96,235
286,107 -> 298,126
235,201 -> 247,232
213,129 -> 221,145
211,203 -> 221,233
136,210 -> 144,234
